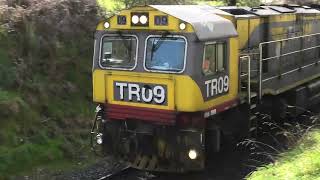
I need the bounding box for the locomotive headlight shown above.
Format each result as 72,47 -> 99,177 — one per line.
179,22 -> 186,30
188,149 -> 197,160
104,22 -> 110,29
132,15 -> 139,24
96,133 -> 103,145
139,15 -> 148,24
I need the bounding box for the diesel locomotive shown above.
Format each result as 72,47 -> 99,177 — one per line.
91,4 -> 320,172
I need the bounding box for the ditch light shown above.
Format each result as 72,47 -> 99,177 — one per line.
96,133 -> 103,145
188,149 -> 198,160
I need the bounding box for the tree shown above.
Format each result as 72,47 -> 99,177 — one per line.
119,0 -> 194,8
261,0 -> 320,5
228,0 -> 237,6
223,0 -> 262,7
237,0 -> 261,6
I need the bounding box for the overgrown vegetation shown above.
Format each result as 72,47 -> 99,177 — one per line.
0,0 -> 100,178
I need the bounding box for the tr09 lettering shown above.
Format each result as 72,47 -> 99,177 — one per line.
115,82 -> 166,104
205,75 -> 229,98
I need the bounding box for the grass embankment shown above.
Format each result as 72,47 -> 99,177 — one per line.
0,33 -> 94,178
0,1 -> 97,178
247,130 -> 320,180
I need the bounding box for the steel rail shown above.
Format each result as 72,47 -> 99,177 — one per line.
97,165 -> 132,180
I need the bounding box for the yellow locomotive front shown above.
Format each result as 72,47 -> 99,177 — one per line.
91,5 -> 239,172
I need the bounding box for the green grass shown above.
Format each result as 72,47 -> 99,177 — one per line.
0,139 -> 64,176
0,80 -> 94,179
0,89 -> 59,178
247,130 -> 320,180
0,90 -> 17,102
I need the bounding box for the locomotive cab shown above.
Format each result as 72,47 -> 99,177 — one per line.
92,5 -> 239,172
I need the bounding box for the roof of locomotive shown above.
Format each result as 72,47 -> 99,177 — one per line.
150,5 -> 238,41
221,5 -> 320,17
262,5 -> 296,13
291,6 -> 320,14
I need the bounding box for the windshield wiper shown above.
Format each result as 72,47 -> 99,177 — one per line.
150,31 -> 172,61
151,31 -> 171,53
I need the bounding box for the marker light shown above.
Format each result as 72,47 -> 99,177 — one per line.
132,15 -> 139,24
155,16 -> 168,26
140,15 -> 148,24
179,23 -> 186,30
104,22 -> 110,29
117,15 -> 127,25
188,149 -> 197,160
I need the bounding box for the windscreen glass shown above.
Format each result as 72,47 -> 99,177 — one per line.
145,36 -> 186,72
100,35 -> 137,69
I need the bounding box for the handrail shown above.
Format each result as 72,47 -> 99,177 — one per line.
258,33 -> 320,101
260,33 -> 320,45
240,55 -> 251,105
262,45 -> 320,62
259,43 -> 263,101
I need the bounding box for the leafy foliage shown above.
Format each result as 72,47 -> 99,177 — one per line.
119,0 -> 195,8
265,0 -> 320,5
237,0 -> 261,6
97,0 -> 263,10
202,0 -> 262,6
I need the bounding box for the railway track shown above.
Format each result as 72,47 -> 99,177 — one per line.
97,166 -> 156,180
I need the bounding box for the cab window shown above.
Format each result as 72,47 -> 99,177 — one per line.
100,35 -> 137,70
145,36 -> 186,73
202,42 -> 226,75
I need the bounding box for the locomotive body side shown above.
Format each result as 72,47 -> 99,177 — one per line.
221,6 -> 320,96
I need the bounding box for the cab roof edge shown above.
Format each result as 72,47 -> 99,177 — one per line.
149,5 -> 238,41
